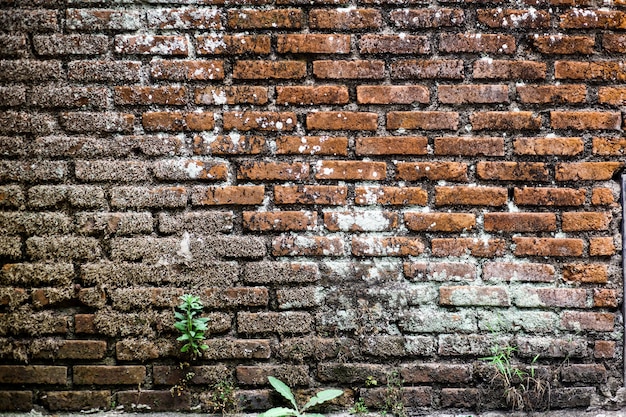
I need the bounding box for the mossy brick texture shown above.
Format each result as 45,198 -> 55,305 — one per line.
0,1 -> 625,414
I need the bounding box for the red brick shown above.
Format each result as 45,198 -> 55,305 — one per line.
473,59 -> 546,79
561,312 -> 614,332
223,111 -> 296,131
598,87 -> 626,105
514,187 -> 585,206
233,61 -> 306,79
43,391 -> 111,411
396,162 -> 468,181
390,8 -> 464,28
275,136 -> 348,156
238,161 -> 309,181
352,236 -> 424,256
143,111 -> 214,132
356,136 -> 427,155
315,161 -> 386,180
75,314 -> 97,334
196,35 -> 270,55
590,237 -> 615,256
440,388 -> 479,409
387,111 -> 459,130
555,61 -> 626,81
517,84 -> 586,104
435,186 -> 507,206
562,212 -> 611,231
478,8 -> 551,28
477,161 -> 548,181
594,341 -> 615,358
272,235 -> 344,256
556,162 -> 624,181
560,9 -> 626,29
592,188 -> 615,205
236,365 -> 309,386
514,137 -> 583,155
432,238 -> 506,257
355,186 -> 427,206
513,237 -> 583,257
227,9 -> 302,29
66,9 -> 140,31
146,8 -> 222,29
277,34 -> 350,53
0,366 -> 66,384
439,33 -> 515,54
151,60 -> 224,80
307,111 -> 378,131
514,287 -> 587,308
484,213 -> 556,232
563,264 -> 608,283
391,59 -> 464,79
405,212 -> 475,232
309,8 -> 382,30
533,35 -> 595,54
470,111 -> 541,131
74,366 -> 145,385
359,34 -> 430,54
357,85 -> 429,104
439,84 -> 509,104
313,60 -> 384,79
551,111 -> 621,130
194,134 -> 265,155
243,211 -> 316,232
440,286 -> 509,306
114,35 -> 188,55
483,262 -> 555,282
191,186 -> 264,206
115,86 -> 187,106
195,86 -> 268,105
274,185 -> 347,205
276,86 -> 349,105
324,211 -> 399,232
434,137 -> 504,156
43,340 -> 106,360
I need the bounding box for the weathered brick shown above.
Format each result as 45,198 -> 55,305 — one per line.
324,211 -> 399,232
356,136 -> 427,155
477,161 -> 548,181
277,34 -> 350,54
513,287 -> 587,308
0,212 -> 73,236
563,263 -> 608,283
196,34 -> 270,55
391,59 -> 464,79
441,286 -> 510,307
151,60 -> 224,80
355,186 -> 427,206
431,238 -> 506,257
405,213 -> 475,232
514,187 -> 586,206
146,8 -> 222,29
61,112 -> 134,133
440,388 -> 479,409
391,8 -> 464,28
594,341 -> 615,358
0,161 -> 66,182
277,86 -> 349,105
275,136 -> 348,155
513,237 -> 584,257
224,111 -> 296,131
517,336 -> 587,359
313,60 -> 384,79
404,262 -> 476,282
238,312 -> 313,334
556,162 -> 623,181
478,8 -> 551,28
483,262 -> 555,282
352,236 -> 424,256
473,59 -> 546,79
27,237 -> 101,261
401,363 -> 472,383
439,84 -> 508,104
440,33 -> 515,54
387,111 -> 459,130
159,211 -> 232,235
0,391 -> 32,411
484,212 -> 556,232
196,86 -> 267,105
30,87 -> 108,108
0,112 -> 55,135
592,188 -> 615,205
154,365 -> 230,386
43,391 -> 111,411
236,365 -> 309,386
315,160 -> 386,180
75,160 -> 150,182
68,60 -> 141,82
194,134 -> 265,155
435,186 -> 507,206
551,111 -> 621,130
603,33 -> 626,52
228,9 -> 302,29
533,35 -> 595,54
555,61 -> 626,81
233,61 -> 306,79
0,186 -> 24,208
397,162 -> 468,181
562,211 -> 611,231
400,308 -> 477,333
155,159 -> 228,181
117,390 -> 190,411
357,85 -> 429,104
272,235 -> 344,256
111,186 -> 188,209
242,262 -> 319,284
0,87 -> 26,107
310,8 -> 381,30
517,84 -> 586,104
66,9 -> 143,31
277,287 -> 322,309
244,211 -> 315,232
33,34 -> 108,55
590,237 -> 615,256
560,9 -> 626,29
307,111 -> 378,131
274,185 -> 346,205
514,137 -> 583,155
594,289 -> 617,308
238,161 -> 308,181
0,366 -> 66,385
561,311 -> 614,332
0,9 -> 58,32
435,137 -> 504,156
317,363 -> 388,384
470,111 -> 541,131
360,34 -> 429,54
0,35 -> 28,57
115,86 -> 187,106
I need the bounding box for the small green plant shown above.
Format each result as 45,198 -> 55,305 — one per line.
174,294 -> 209,359
170,362 -> 194,397
382,371 -> 405,417
205,379 -> 239,414
350,399 -> 368,415
260,376 -> 343,417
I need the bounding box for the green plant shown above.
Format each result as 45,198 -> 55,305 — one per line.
205,379 -> 239,414
382,371 -> 405,417
174,294 -> 209,359
259,376 -> 343,417
350,398 -> 368,415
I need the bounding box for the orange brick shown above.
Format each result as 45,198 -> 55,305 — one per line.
243,211 -> 316,232
594,341 -> 615,358
592,137 -> 626,155
315,161 -> 386,180
194,86 -> 268,105
434,137 -> 505,156
114,35 -> 188,55
589,237 -> 615,256
274,185 -> 347,205
561,312 -> 614,332
439,33 -> 515,54
405,212 -> 475,232
354,186 -> 427,206
603,34 -> 626,53
272,235 -> 344,256
275,136 -> 348,156
513,237 -> 584,257
517,85 -> 586,104
151,60 -> 223,80
356,136 -> 427,156
599,87 -> 626,105
324,211 -> 399,232
223,111 -> 296,131
470,111 -> 541,131
438,84 -> 509,104
227,9 -> 302,29
555,61 -> 626,81
307,111 -> 378,131
562,212 -> 611,231
594,289 -> 617,308
387,111 -> 459,130
533,35 -> 595,54
560,9 -> 626,29
592,188 -> 615,205
514,187 -> 586,206
473,59 -> 546,80
435,186 -> 507,206
237,161 -> 309,181
352,236 -> 424,256
563,264 -> 608,283
390,9 -> 464,28
431,238 -> 506,257
484,213 -> 556,232
310,8 -> 382,30
391,59 -> 464,79
142,111 -> 214,132
357,85 -> 429,104
359,34 -> 430,54
555,162 -> 624,181
192,186 -> 264,206
551,111 -> 621,130
276,34 -> 350,54
196,35 -> 270,55
276,86 -> 349,105
396,162 -> 468,182
313,60 -> 385,79
233,61 -> 306,80
478,8 -> 551,28
114,86 -> 187,106
514,137 -> 583,156
477,162 -> 548,181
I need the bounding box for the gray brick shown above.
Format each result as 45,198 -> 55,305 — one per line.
0,212 -> 73,235
0,10 -> 59,32
30,87 -> 109,108
67,186 -> 107,208
0,312 -> 68,336
27,186 -> 68,208
0,263 -> 74,286
0,87 -> 26,106
158,211 -> 233,234
0,61 -> 63,82
33,35 -> 109,56
60,112 -> 135,133
399,308 -> 477,333
242,262 -> 319,284
0,237 -> 22,259
111,186 -> 188,209
75,160 -> 150,182
32,136 -> 133,158
0,35 -> 28,57
153,159 -> 228,181
27,237 -> 101,261
68,60 -> 141,82
0,137 -> 27,157
66,9 -> 143,31
29,185 -> 106,209
277,287 -> 322,309
238,312 -> 312,334
76,212 -> 153,235
110,288 -> 182,311
0,161 -> 67,183
0,112 -> 56,134
0,186 -> 25,208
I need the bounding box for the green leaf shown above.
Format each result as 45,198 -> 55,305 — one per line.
180,344 -> 190,353
268,376 -> 298,410
302,389 -> 344,411
177,334 -> 191,341
174,322 -> 186,331
304,413 -> 325,417
259,407 -> 298,417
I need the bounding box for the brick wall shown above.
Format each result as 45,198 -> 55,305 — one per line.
0,0 -> 624,412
